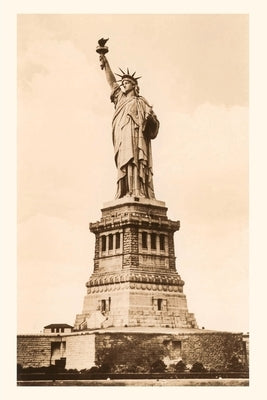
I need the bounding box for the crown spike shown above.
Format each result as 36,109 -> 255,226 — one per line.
116,67 -> 142,84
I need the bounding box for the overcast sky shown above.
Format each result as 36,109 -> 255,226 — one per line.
17,14 -> 249,334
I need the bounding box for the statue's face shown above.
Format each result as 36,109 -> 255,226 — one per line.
122,79 -> 135,93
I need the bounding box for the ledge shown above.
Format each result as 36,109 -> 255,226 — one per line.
89,214 -> 180,233
102,197 -> 166,209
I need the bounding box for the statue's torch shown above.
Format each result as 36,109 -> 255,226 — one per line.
96,38 -> 109,69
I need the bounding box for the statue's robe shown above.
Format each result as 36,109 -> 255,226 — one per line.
111,83 -> 159,199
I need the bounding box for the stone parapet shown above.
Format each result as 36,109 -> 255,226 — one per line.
88,197 -> 179,234
90,210 -> 179,234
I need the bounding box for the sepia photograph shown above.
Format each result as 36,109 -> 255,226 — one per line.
16,13 -> 249,387
4,2 -> 267,397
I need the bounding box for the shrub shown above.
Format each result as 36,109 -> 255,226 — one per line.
96,335 -> 168,372
79,368 -> 91,374
175,360 -> 186,372
209,368 -> 217,373
65,368 -> 78,373
113,364 -> 127,373
126,364 -> 138,373
17,364 -> 23,373
89,366 -> 99,373
98,362 -> 112,373
150,359 -> 167,373
190,362 -> 206,373
227,356 -> 244,372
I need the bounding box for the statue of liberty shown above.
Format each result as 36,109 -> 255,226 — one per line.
97,39 -> 159,199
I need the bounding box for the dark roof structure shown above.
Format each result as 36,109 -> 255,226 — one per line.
44,323 -> 73,329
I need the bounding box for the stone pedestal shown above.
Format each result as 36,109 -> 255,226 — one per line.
74,197 -> 197,330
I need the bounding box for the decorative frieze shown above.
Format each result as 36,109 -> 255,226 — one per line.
86,271 -> 184,288
86,281 -> 184,294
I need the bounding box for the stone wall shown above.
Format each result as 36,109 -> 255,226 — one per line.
123,226 -> 139,268
76,281 -> 197,330
81,284 -> 131,327
65,334 -> 95,370
17,335 -> 52,368
167,231 -> 176,270
178,331 -> 245,369
95,330 -> 246,371
17,329 -> 248,371
17,333 -> 96,371
95,332 -> 173,370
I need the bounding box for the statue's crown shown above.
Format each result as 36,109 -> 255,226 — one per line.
115,68 -> 141,85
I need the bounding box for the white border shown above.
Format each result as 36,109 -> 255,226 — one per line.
1,0 -> 266,399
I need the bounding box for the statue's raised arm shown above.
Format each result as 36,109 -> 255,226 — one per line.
96,38 -> 116,88
99,54 -> 117,89
96,38 -> 160,199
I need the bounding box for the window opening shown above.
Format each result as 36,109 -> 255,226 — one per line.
151,233 -> 157,249
142,232 -> 148,248
157,299 -> 163,310
108,234 -> 113,250
101,236 -> 106,252
160,234 -> 165,251
115,232 -> 120,249
101,299 -> 106,312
